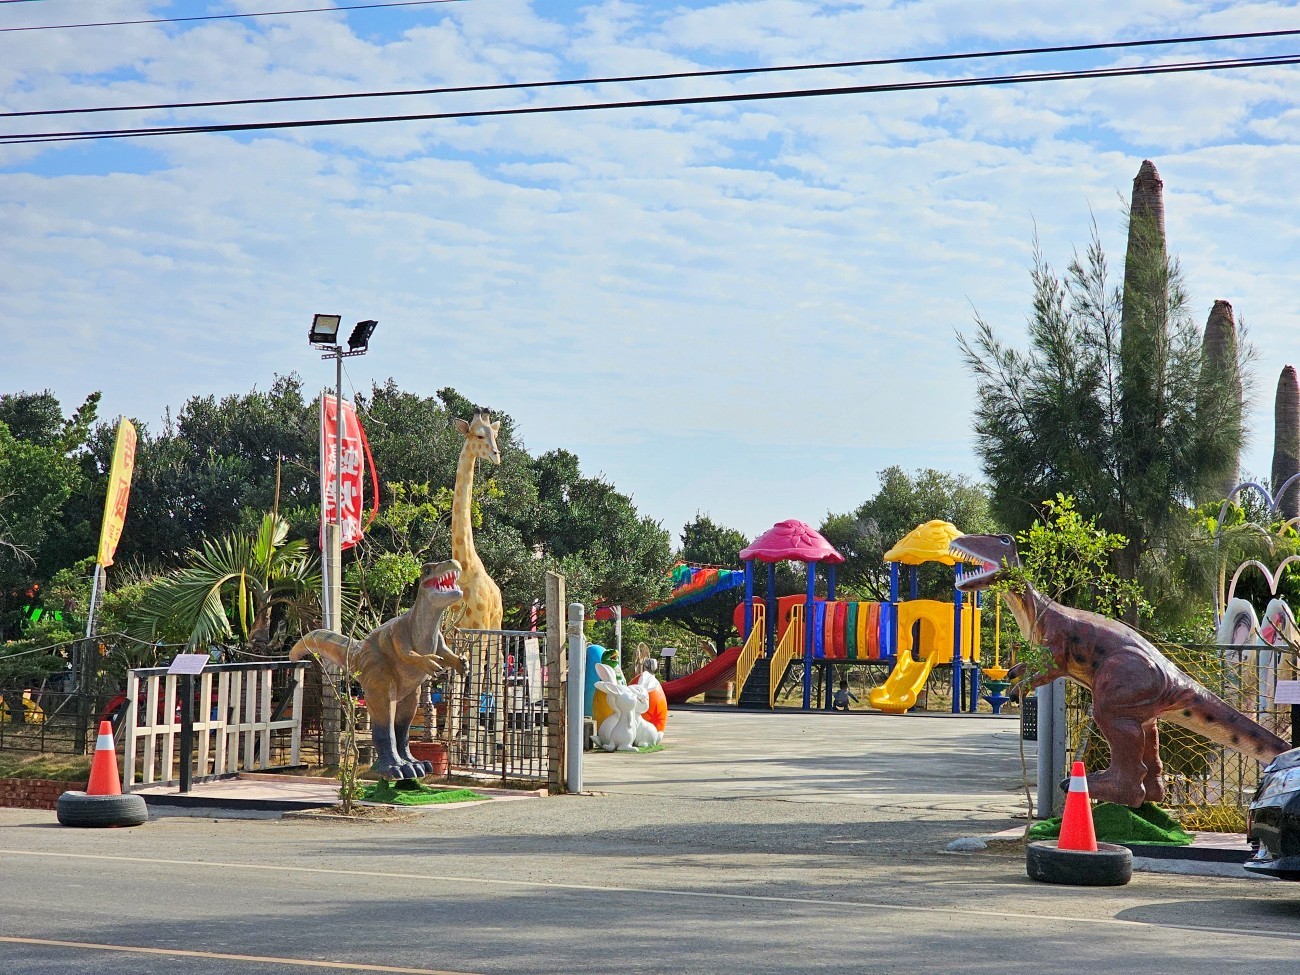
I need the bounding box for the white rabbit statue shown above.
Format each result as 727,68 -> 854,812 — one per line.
593,663 -> 646,752
632,671 -> 664,748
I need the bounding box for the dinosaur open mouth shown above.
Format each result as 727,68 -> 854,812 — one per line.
949,540 -> 998,590
422,571 -> 460,593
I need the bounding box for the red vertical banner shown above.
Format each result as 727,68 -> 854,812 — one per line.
320,393 -> 366,550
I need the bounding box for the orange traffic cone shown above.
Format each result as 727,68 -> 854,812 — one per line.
1058,760 -> 1097,852
86,720 -> 122,796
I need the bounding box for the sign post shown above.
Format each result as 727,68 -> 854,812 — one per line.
168,654 -> 209,793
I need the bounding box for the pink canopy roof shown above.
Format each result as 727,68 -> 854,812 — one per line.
739,519 -> 845,565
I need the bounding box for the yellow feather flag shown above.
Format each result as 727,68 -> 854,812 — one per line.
96,417 -> 137,568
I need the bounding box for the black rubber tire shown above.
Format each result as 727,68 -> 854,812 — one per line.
56,791 -> 149,828
1026,840 -> 1132,886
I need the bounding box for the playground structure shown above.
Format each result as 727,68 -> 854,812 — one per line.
711,519 -> 985,713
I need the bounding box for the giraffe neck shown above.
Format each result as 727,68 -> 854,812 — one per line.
451,445 -> 483,573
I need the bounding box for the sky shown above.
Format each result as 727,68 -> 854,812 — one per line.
3,1 -> 1300,543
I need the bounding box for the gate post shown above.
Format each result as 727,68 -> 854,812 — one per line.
565,602 -> 585,794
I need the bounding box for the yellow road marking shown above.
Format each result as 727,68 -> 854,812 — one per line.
0,935 -> 484,974
0,847 -> 1294,942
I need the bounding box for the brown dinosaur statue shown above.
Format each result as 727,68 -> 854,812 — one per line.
291,559 -> 467,780
951,533 -> 1290,807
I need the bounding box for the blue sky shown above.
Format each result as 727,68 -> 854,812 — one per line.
3,1 -> 1300,541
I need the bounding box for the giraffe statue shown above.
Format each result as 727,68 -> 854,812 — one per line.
450,411 -> 504,631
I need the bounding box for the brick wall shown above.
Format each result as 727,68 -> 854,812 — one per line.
0,777 -> 88,810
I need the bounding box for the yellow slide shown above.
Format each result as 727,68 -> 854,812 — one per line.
868,646 -> 941,714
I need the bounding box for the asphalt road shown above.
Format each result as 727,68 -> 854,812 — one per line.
3,710 -> 1298,974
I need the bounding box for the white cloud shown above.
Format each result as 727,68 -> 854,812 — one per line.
3,1 -> 1299,537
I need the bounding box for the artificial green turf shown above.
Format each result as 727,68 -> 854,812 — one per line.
361,780 -> 487,806
1028,802 -> 1194,846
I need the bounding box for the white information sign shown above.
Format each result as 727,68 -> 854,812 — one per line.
167,653 -> 210,676
523,638 -> 543,696
1273,680 -> 1300,705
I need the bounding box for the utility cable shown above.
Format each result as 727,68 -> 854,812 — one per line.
0,0 -> 467,33
5,25 -> 1300,119
3,51 -> 1298,145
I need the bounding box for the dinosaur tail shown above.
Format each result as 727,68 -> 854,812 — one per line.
1163,686 -> 1290,764
290,630 -> 363,669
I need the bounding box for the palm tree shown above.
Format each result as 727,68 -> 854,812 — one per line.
137,513 -> 321,653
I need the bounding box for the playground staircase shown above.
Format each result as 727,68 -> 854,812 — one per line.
736,657 -> 773,710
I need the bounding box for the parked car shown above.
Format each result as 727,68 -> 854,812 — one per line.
1246,746 -> 1300,881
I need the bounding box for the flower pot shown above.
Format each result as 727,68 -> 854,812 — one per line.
407,741 -> 449,777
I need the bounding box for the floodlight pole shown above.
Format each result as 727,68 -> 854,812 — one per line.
314,326 -> 374,630
333,346 -> 343,627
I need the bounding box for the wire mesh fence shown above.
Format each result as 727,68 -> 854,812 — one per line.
432,629 -> 557,789
1066,643 -> 1296,831
0,638 -> 123,755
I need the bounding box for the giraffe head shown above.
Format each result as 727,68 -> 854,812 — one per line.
454,411 -> 501,466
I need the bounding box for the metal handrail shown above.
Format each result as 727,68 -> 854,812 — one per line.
733,604 -> 766,701
769,604 -> 804,708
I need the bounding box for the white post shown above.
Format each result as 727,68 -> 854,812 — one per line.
566,602 -> 585,794
614,605 -> 622,662
122,670 -> 140,792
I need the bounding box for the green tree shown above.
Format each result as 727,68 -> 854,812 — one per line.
0,401 -> 95,638
1272,366 -> 1300,521
996,495 -> 1147,678
135,513 -> 321,651
660,515 -> 751,653
960,203 -> 1250,609
820,467 -> 996,602
1196,301 -> 1243,504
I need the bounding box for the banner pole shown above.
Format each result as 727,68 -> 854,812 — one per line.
334,350 -> 344,628
84,562 -> 102,639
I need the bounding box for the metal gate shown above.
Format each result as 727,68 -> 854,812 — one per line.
437,630 -> 557,788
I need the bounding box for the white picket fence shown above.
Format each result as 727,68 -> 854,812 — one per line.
122,661 -> 306,791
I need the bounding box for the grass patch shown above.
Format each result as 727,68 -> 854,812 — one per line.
635,743 -> 666,754
361,780 -> 487,806
0,751 -> 92,781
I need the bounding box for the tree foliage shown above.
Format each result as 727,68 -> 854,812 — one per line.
1,378 -> 673,652
135,513 -> 321,651
663,514 -> 751,653
819,466 -> 996,601
994,495 -> 1147,679
960,218 -> 1251,611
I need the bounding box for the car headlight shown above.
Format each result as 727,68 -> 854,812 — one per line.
1257,765 -> 1300,802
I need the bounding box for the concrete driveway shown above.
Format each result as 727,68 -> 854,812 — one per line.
584,706 -> 1030,818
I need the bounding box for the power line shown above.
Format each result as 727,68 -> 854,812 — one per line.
5,26 -> 1300,120
4,52 -> 1298,145
0,0 -> 467,33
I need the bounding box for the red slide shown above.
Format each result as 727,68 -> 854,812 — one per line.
662,646 -> 743,705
